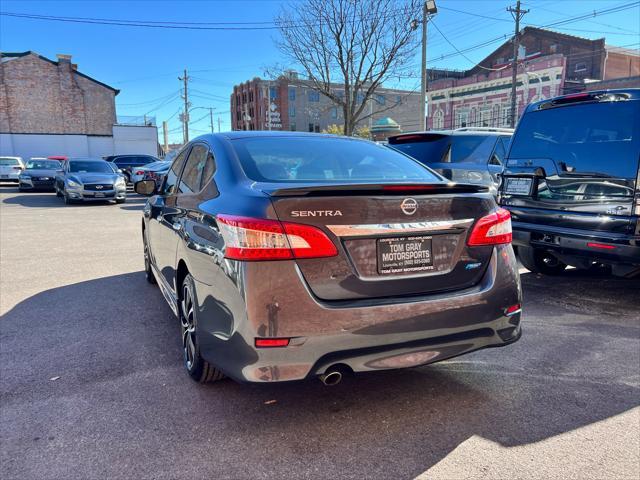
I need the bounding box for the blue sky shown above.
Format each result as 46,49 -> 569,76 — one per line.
1,0 -> 638,143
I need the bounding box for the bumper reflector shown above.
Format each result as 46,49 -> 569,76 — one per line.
255,338 -> 290,348
505,303 -> 521,316
586,242 -> 616,250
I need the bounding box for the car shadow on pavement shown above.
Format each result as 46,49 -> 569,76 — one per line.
2,192 -> 147,209
1,271 -> 638,479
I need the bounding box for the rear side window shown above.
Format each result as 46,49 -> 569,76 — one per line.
0,158 -> 20,166
178,144 -> 209,194
163,150 -> 188,195
200,152 -> 216,190
231,136 -> 439,183
509,101 -> 640,179
390,135 -> 496,165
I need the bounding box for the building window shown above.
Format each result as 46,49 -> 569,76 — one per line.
550,43 -> 558,54
356,92 -> 364,104
574,62 -> 587,72
309,123 -> 314,132
288,87 -> 296,101
242,92 -> 246,103
269,86 -> 278,99
288,105 -> 296,118
501,105 -> 512,127
236,111 -> 242,122
308,91 -> 320,102
375,94 -> 385,105
480,108 -> 490,127
433,109 -> 444,129
330,107 -> 337,119
249,91 -> 253,102
469,107 -> 477,127
290,123 -> 296,131
454,109 -> 468,129
492,104 -> 501,127
314,124 -> 320,133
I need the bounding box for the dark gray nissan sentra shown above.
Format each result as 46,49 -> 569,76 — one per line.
135,132 -> 522,385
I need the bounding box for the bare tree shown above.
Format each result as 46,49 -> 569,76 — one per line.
274,0 -> 422,136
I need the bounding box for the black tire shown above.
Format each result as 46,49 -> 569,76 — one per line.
55,186 -> 62,197
518,246 -> 567,275
115,198 -> 125,204
180,274 -> 225,383
143,235 -> 157,285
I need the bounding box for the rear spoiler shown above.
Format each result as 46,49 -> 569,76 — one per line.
263,183 -> 489,197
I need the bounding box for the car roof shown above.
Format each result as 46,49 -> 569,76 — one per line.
0,156 -> 23,160
526,87 -> 640,112
197,131 -> 368,142
69,157 -> 107,162
389,129 -> 513,143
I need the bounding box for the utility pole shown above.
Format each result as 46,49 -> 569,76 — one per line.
419,1 -> 438,131
209,107 -> 214,133
507,0 -> 528,128
178,69 -> 190,142
217,117 -> 221,133
162,121 -> 168,154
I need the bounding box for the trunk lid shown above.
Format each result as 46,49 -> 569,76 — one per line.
267,183 -> 495,301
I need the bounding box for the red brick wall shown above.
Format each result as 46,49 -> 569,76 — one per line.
0,53 -> 116,135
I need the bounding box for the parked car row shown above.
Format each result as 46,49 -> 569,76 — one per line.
1,153 -> 170,207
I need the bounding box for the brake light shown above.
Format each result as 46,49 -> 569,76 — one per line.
135,170 -> 145,175
255,338 -> 290,348
467,208 -> 512,246
217,215 -> 338,261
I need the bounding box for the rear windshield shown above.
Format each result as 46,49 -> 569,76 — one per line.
69,161 -> 113,174
231,136 -> 439,183
390,134 -> 497,165
0,158 -> 20,166
26,160 -> 61,170
508,100 -> 640,179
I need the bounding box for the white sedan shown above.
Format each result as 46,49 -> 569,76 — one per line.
0,157 -> 25,182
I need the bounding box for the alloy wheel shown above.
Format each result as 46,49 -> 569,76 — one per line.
180,283 -> 197,371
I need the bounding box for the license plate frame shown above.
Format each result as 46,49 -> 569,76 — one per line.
503,176 -> 534,196
94,192 -> 105,198
377,235 -> 434,275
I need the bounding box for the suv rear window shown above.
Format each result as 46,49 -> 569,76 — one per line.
231,136 -> 439,183
389,134 -> 498,165
508,101 -> 640,179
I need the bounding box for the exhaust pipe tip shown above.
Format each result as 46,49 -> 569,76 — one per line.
319,370 -> 342,386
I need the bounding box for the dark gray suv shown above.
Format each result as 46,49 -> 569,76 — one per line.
135,132 -> 522,385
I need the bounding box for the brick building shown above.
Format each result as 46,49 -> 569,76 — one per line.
230,71 -> 421,135
0,51 -> 118,135
0,51 -> 158,158
426,28 -> 640,130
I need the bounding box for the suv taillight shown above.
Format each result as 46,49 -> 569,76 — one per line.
217,215 -> 338,261
467,208 -> 512,246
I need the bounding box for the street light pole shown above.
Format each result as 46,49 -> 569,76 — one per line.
419,1 -> 438,132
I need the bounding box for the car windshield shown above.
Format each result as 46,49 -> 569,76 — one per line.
390,134 -> 498,165
68,161 -> 113,173
231,136 -> 439,183
509,100 -> 640,179
0,158 -> 20,166
26,160 -> 61,170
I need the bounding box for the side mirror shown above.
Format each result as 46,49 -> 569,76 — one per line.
135,179 -> 157,196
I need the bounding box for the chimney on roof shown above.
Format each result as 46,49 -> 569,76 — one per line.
56,54 -> 72,64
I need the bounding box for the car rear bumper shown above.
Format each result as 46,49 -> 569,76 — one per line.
192,244 -> 522,383
512,220 -> 640,266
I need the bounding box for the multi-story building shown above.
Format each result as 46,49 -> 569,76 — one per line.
426,27 -> 640,130
0,51 -> 158,158
230,72 -> 421,135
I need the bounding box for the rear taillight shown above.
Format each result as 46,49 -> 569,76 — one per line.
255,338 -> 290,348
217,215 -> 338,261
135,170 -> 145,175
467,208 -> 512,246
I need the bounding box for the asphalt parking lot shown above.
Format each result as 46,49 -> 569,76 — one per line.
1,185 -> 639,480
